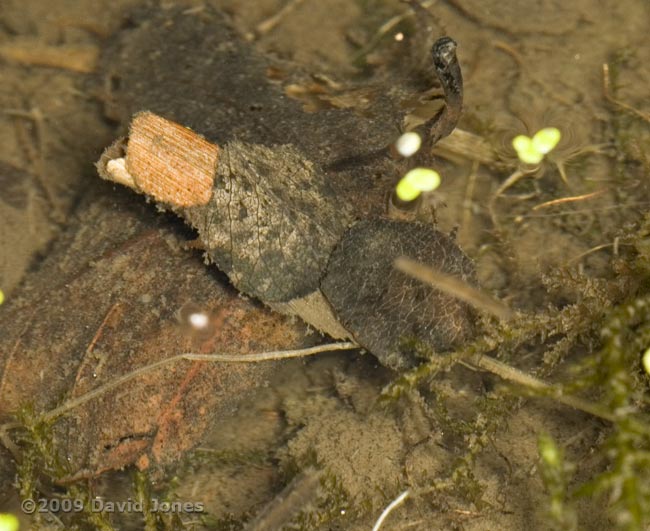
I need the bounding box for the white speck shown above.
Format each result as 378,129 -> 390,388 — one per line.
106,157 -> 137,189
395,131 -> 421,157
394,32 -> 404,42
574,53 -> 581,60
188,312 -> 209,330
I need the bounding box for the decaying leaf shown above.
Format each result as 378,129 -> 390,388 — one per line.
0,188 -> 312,477
97,5 -> 478,370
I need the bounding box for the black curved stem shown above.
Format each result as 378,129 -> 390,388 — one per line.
426,36 -> 463,147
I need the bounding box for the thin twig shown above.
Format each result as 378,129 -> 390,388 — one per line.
492,167 -> 535,199
392,258 -> 621,422
372,490 -> 410,531
602,63 -> 650,123
73,302 -> 121,385
245,467 -> 323,531
5,107 -> 63,220
552,143 -> 609,187
532,189 -> 606,211
3,342 -> 358,427
567,242 -> 617,265
394,257 -> 514,321
254,0 -> 306,37
488,167 -> 536,229
469,353 -> 618,423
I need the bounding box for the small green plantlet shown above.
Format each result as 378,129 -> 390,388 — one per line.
395,167 -> 441,201
512,127 -> 561,164
0,513 -> 19,531
539,435 -> 560,468
538,432 -> 576,528
643,347 -> 650,374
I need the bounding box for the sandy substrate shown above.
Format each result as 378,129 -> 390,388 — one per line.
1,1 -> 649,529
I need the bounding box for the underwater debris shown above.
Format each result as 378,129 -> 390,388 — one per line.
97,5 -> 472,370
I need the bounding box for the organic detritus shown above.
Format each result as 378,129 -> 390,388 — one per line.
97,4 -> 471,370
